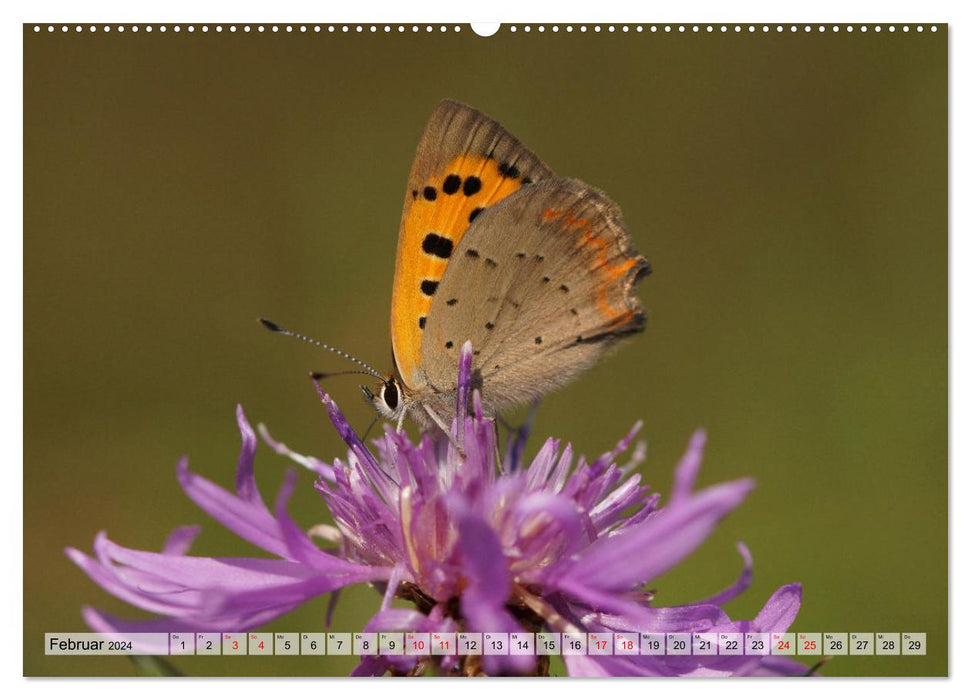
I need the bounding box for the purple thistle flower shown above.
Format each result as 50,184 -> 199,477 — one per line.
67,342 -> 806,676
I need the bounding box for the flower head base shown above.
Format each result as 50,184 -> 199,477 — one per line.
68,342 -> 806,676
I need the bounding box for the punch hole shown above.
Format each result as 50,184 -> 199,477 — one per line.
471,23 -> 499,36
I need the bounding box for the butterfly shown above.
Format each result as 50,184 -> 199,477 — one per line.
264,100 -> 649,434
369,99 -> 650,432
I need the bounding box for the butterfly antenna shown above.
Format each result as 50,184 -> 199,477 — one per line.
259,318 -> 384,380
310,370 -> 379,381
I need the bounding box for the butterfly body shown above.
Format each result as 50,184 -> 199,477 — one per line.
370,100 -> 650,431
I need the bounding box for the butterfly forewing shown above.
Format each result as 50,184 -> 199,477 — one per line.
421,178 -> 649,411
390,100 -> 554,389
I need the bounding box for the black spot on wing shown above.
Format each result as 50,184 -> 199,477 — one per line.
498,162 -> 520,179
443,174 -> 461,194
463,176 -> 482,196
422,233 -> 453,259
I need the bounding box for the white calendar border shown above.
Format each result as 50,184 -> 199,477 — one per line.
8,0 -> 966,698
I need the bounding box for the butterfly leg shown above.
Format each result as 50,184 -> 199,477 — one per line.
421,404 -> 466,460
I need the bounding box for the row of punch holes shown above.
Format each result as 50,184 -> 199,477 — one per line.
32,24 -> 939,35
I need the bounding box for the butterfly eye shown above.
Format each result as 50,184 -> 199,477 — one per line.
382,379 -> 399,411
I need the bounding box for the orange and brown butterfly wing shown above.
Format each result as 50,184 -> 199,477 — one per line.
391,100 -> 554,389
421,178 -> 649,412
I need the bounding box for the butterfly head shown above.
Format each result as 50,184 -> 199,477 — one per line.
361,375 -> 408,422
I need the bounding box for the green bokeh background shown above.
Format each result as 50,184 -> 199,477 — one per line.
24,24 -> 947,676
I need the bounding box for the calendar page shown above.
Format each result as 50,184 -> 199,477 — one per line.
23,13 -> 947,680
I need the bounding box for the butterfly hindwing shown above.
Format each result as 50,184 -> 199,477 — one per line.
390,100 -> 555,388
421,177 -> 649,410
